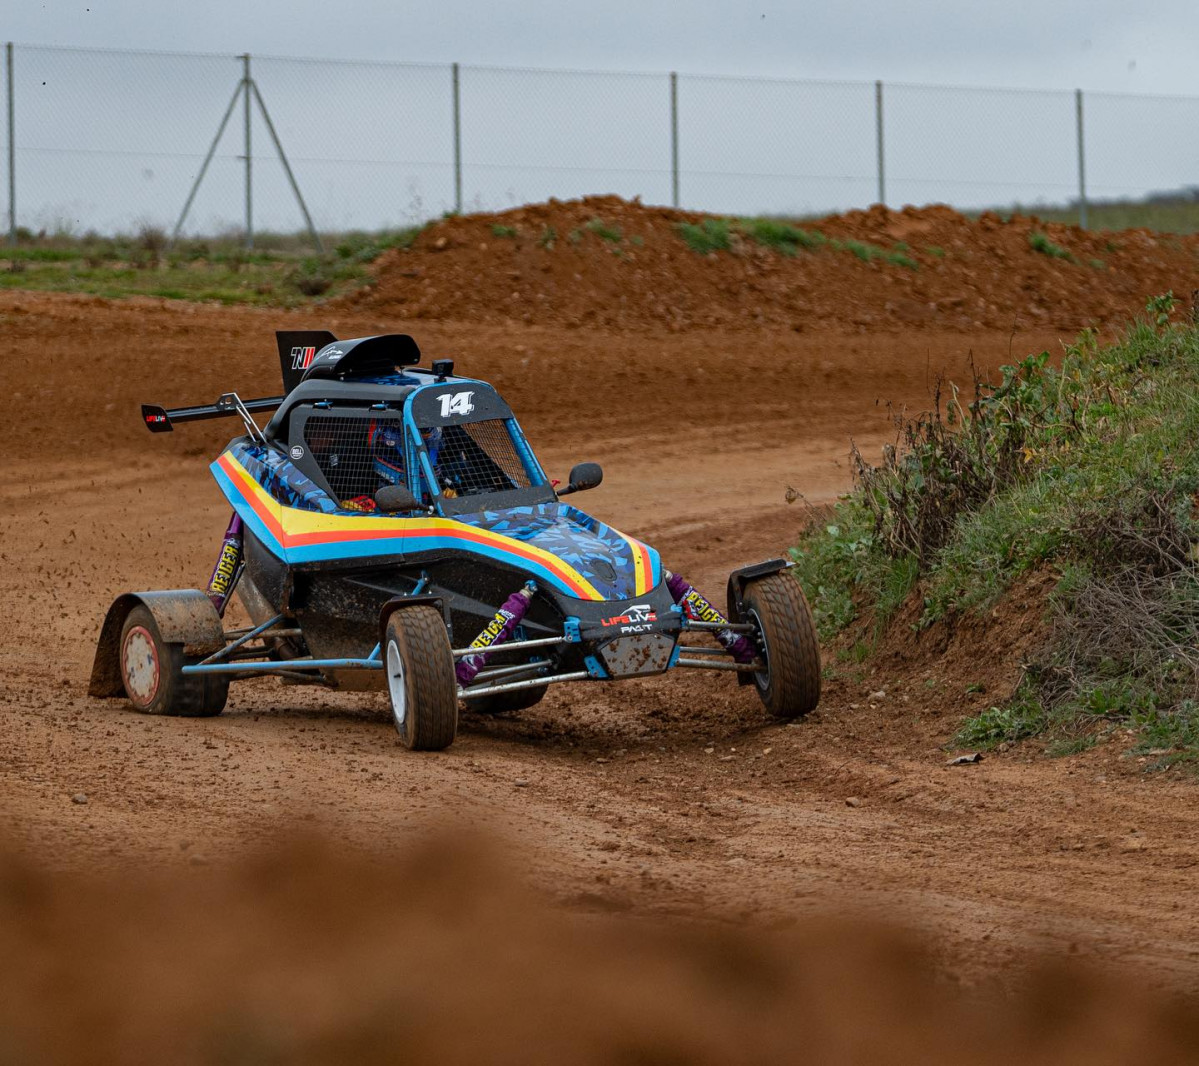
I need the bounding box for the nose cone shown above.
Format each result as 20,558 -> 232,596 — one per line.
463,503 -> 660,601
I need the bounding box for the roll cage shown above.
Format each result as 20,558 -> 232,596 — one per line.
282,379 -> 555,516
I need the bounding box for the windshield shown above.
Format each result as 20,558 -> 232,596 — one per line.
431,419 -> 534,498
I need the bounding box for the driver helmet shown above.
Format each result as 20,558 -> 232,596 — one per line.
419,424 -> 443,464
371,422 -> 406,485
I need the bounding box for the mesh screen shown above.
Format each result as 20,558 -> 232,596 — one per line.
434,420 -> 531,498
303,415 -> 405,503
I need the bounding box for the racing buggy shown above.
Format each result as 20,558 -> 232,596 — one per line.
89,332 -> 821,751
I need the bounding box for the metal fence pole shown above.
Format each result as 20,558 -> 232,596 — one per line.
170,80 -> 244,247
452,63 -> 462,214
249,80 -> 323,253
874,79 -> 885,207
670,72 -> 679,208
6,42 -> 14,245
243,53 -> 252,249
1076,88 -> 1088,229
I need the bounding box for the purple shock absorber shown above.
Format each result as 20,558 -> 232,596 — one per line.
455,582 -> 537,687
665,570 -> 757,664
206,512 -> 244,615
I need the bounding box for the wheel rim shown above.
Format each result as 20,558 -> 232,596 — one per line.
121,625 -> 160,707
747,607 -> 771,692
386,639 -> 407,731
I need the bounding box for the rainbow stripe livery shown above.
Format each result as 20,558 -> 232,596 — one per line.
213,452 -> 659,602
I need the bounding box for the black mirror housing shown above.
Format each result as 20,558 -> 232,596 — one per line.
560,462 -> 603,496
375,484 -> 420,513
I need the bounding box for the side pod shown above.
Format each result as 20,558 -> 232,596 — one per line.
89,590 -> 224,698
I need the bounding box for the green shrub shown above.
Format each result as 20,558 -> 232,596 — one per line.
676,218 -> 731,254
1028,230 -> 1073,260
736,218 -> 826,255
585,218 -> 622,242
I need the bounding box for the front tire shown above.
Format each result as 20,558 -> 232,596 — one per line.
740,573 -> 821,718
119,606 -> 228,717
385,606 -> 458,751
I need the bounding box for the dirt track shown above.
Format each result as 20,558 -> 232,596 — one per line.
4,290 -> 1199,1008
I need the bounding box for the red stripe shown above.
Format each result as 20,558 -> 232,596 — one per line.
632,539 -> 653,593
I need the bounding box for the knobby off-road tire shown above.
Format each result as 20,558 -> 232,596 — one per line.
741,573 -> 821,719
385,606 -> 458,751
468,685 -> 549,716
118,606 -> 228,717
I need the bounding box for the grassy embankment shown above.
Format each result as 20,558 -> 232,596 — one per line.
792,295 -> 1199,767
0,226 -> 422,305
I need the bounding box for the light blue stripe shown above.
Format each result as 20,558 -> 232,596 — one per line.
211,460 -> 286,561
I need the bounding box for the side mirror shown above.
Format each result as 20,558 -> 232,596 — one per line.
558,462 -> 603,496
375,484 -> 419,513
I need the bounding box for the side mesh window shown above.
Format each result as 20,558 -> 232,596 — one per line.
302,415 -> 406,502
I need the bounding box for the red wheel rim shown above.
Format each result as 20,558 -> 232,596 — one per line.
121,625 -> 161,707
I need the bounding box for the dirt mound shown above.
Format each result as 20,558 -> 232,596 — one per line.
349,195 -> 1199,333
3,829 -> 1199,1065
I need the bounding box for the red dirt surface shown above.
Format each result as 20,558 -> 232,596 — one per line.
4,833 -> 1199,1065
350,195 -> 1199,333
4,262 -> 1199,1059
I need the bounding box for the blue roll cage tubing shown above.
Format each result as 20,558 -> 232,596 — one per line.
400,379 -> 550,510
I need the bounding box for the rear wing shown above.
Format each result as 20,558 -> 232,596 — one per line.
141,393 -> 282,435
142,330 -> 424,435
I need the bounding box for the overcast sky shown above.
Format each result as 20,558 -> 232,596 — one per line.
9,0 -> 1199,96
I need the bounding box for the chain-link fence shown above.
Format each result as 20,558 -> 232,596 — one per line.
4,42 -> 1199,243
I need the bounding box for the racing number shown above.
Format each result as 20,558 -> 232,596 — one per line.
438,391 -> 475,419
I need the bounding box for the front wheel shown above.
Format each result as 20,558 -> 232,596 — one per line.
384,606 -> 458,751
740,573 -> 821,718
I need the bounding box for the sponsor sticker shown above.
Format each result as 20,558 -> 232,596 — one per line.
289,345 -> 317,370
602,604 -> 657,628
208,541 -> 241,597
682,589 -> 724,624
469,607 -> 515,651
289,444 -> 305,460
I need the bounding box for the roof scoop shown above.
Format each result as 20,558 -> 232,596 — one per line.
275,332 -> 421,394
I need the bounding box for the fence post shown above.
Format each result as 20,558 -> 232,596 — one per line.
452,63 -> 462,214
874,79 -> 885,207
670,71 -> 679,208
243,53 -> 252,249
1075,88 -> 1088,229
6,42 -> 14,246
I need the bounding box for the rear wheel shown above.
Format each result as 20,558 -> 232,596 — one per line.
467,684 -> 548,716
119,606 -> 228,717
740,573 -> 821,719
385,606 -> 458,751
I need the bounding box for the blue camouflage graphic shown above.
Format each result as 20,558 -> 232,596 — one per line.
456,503 -> 658,601
231,441 -> 341,513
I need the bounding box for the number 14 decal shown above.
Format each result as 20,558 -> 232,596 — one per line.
438,391 -> 475,418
